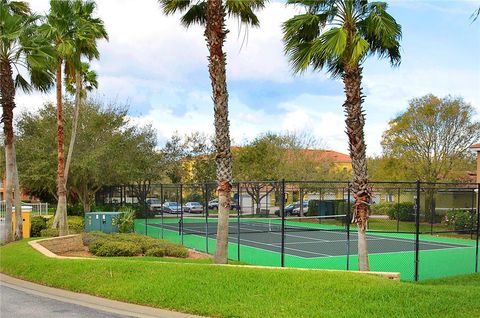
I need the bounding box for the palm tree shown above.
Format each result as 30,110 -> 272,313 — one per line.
44,0 -> 106,235
283,0 -> 401,271
43,0 -> 76,236
0,0 -> 55,240
159,0 -> 266,264
63,0 -> 107,185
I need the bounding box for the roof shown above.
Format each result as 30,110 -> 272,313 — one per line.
303,149 -> 352,163
469,143 -> 480,150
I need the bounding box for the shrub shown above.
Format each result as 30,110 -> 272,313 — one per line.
82,231 -> 109,247
443,210 -> 477,232
31,216 -> 47,237
90,240 -> 141,257
144,247 -> 165,257
67,203 -> 84,216
40,228 -> 59,237
370,202 -> 396,216
47,215 -> 84,234
117,208 -> 135,233
383,202 -> 415,221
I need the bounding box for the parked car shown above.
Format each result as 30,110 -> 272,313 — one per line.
292,201 -> 309,216
146,198 -> 162,211
275,201 -> 309,216
183,202 -> 204,213
208,198 -> 240,211
162,202 -> 182,214
208,198 -> 219,210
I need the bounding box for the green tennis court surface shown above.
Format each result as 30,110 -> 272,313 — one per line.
135,217 -> 479,281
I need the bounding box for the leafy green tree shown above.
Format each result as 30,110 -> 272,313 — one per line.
159,0 -> 266,264
0,0 -> 55,240
283,0 -> 402,271
16,99 -> 161,213
382,95 -> 480,182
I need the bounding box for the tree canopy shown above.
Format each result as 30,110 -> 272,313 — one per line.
381,94 -> 480,182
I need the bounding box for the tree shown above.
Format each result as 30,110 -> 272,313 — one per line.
0,1 -> 55,240
283,0 -> 402,271
16,99 -> 160,213
382,95 -> 480,182
159,0 -> 266,263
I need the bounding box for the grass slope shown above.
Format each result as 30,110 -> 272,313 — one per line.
1,240 -> 480,318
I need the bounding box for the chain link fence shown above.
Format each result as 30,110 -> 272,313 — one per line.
95,180 -> 479,281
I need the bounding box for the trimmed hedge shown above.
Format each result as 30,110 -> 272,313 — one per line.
82,232 -> 189,258
40,228 -> 59,237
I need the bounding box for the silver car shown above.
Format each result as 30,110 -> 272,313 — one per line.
183,202 -> 204,213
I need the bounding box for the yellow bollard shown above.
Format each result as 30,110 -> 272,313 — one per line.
11,207 -> 32,238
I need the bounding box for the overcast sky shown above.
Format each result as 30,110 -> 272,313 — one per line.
15,0 -> 480,155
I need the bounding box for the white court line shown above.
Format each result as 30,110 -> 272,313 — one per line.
272,238 -> 386,245
235,237 -> 334,257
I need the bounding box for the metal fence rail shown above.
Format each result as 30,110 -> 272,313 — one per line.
0,201 -> 49,218
96,180 -> 480,281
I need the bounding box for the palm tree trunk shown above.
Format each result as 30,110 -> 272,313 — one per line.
205,0 -> 232,264
64,72 -> 81,184
13,142 -> 22,240
52,62 -> 68,236
0,60 -> 15,242
343,66 -> 371,271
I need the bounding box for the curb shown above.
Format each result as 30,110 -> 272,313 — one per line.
0,273 -> 205,318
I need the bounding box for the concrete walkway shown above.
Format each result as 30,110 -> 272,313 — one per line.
0,274 -> 205,318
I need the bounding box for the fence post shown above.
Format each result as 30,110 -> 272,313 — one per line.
396,187 -> 400,233
415,180 -> 421,281
346,183 -> 351,271
160,184 -> 164,239
180,184 -> 184,245
237,182 -> 241,262
281,179 -> 286,268
475,183 -> 479,273
204,182 -> 209,254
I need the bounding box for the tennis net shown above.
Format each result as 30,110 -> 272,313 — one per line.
180,214 -> 348,235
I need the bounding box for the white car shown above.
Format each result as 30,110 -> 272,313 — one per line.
292,201 -> 309,216
183,202 -> 204,213
146,198 -> 162,211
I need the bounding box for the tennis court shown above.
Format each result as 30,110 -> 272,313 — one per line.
136,215 -> 478,281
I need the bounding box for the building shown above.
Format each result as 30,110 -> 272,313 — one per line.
0,177 -> 39,202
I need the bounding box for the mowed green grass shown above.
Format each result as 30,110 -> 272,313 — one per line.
1,239 -> 480,318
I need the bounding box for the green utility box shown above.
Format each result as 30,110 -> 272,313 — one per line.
84,212 -> 124,233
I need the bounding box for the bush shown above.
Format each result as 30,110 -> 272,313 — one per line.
82,231 -> 109,247
117,208 -> 135,233
31,216 -> 47,237
85,232 -> 188,258
370,202 -> 396,216
383,202 -> 415,221
46,215 -> 84,234
40,228 -> 59,237
90,240 -> 141,257
443,210 -> 477,232
67,203 -> 85,216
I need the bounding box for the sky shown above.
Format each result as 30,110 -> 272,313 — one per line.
15,0 -> 480,155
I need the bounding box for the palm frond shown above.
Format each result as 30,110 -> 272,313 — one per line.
180,2 -> 206,27
159,0 -> 192,15
225,0 -> 266,27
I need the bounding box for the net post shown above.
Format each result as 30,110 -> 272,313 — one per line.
346,182 -> 351,271
237,182 -> 241,262
205,182 -> 209,254
415,180 -> 421,281
281,179 -> 286,268
144,185 -> 147,236
160,184 -> 164,239
475,183 -> 479,273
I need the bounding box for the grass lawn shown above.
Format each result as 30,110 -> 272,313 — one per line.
1,239 -> 480,317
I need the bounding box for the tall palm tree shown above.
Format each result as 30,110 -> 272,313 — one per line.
159,0 -> 266,264
43,0 -> 76,236
63,0 -> 107,185
0,0 -> 55,240
283,0 -> 401,271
